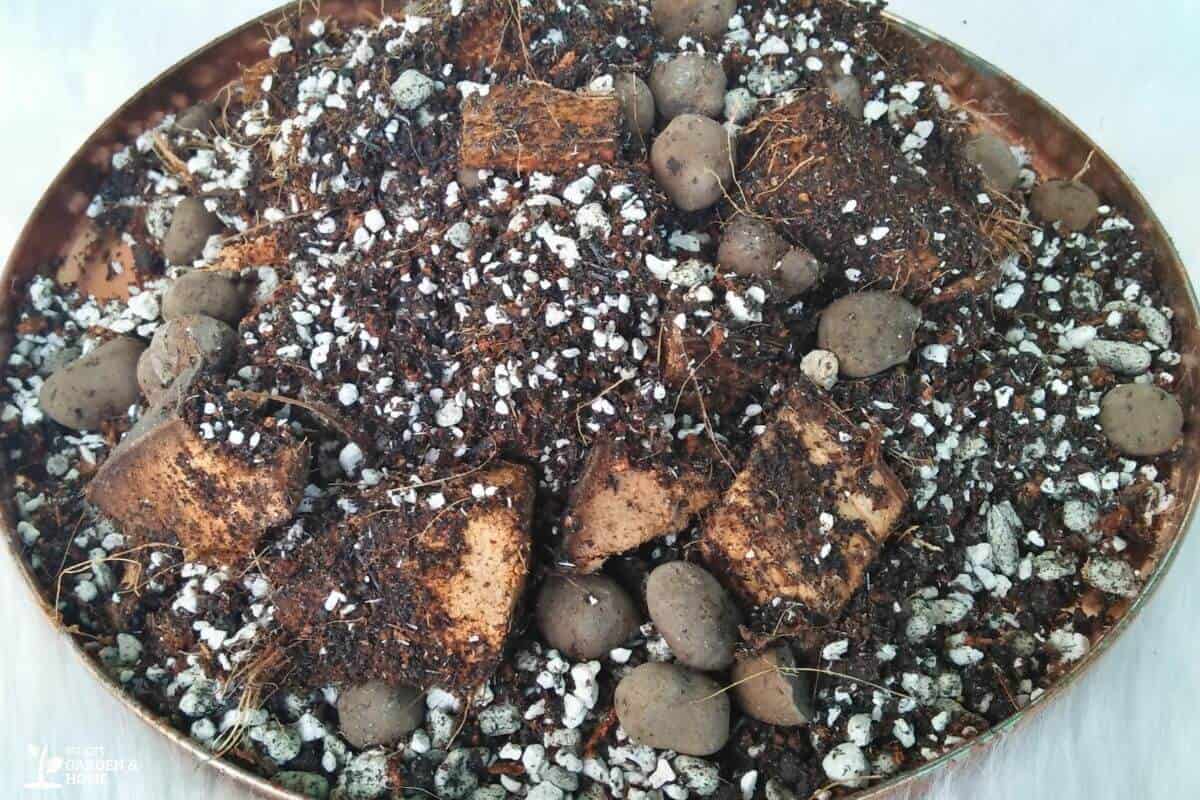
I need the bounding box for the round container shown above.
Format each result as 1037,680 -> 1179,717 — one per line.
1,3 -> 1196,798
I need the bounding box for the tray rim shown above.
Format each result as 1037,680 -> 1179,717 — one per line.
1,4 -> 1196,799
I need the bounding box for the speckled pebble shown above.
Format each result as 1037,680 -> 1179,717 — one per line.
673,756 -> 721,796
1086,339 -> 1152,375
1033,551 -> 1078,581
986,500 -> 1022,577
391,69 -> 437,111
275,771 -> 331,799
337,750 -> 390,799
1082,556 -> 1139,598
250,720 -> 303,764
821,742 -> 868,789
435,748 -> 485,799
1069,276 -> 1104,311
1062,499 -> 1099,533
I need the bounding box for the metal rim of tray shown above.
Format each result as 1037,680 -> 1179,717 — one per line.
2,3 -> 1196,798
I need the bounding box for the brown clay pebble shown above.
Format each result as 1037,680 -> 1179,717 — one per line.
175,101 -> 219,134
964,132 -> 1021,192
336,681 -> 424,749
1030,179 -> 1100,232
731,645 -> 812,727
817,291 -> 922,378
1099,383 -> 1184,456
777,247 -> 822,295
162,271 -> 248,325
614,73 -> 656,137
645,561 -> 739,670
717,214 -> 788,279
458,165 -> 486,191
649,55 -> 727,121
163,198 -> 225,265
651,0 -> 736,42
614,662 -> 730,756
651,114 -> 733,212
827,74 -> 864,119
137,315 -> 238,401
536,574 -> 641,659
39,336 -> 146,431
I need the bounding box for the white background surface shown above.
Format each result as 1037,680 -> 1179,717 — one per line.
1,1 -> 1197,798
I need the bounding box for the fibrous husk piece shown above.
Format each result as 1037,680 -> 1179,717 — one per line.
460,82 -> 619,175
699,383 -> 906,617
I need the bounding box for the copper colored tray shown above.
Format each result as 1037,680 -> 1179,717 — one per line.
2,3 -> 1196,798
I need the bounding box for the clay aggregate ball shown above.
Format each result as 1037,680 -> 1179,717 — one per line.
536,573 -> 641,659
651,0 -> 737,43
817,291 -> 922,378
718,215 -> 788,279
1030,179 -> 1100,232
137,315 -> 238,401
162,270 -> 249,325
613,73 -> 656,137
39,336 -> 146,431
163,197 -> 226,265
964,131 -> 1021,192
651,114 -> 733,212
645,561 -> 739,671
614,662 -> 731,756
731,645 -> 813,727
336,681 -> 424,749
776,246 -> 822,295
827,74 -> 864,119
175,101 -> 220,134
1099,383 -> 1184,456
649,54 -> 727,122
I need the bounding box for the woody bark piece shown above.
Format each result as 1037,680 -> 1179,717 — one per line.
564,438 -> 718,572
659,316 -> 787,414
740,90 -> 990,299
87,399 -> 309,566
460,82 -> 620,174
271,463 -> 534,691
699,384 -> 906,617
452,5 -> 527,73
